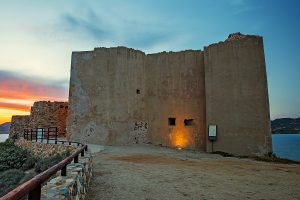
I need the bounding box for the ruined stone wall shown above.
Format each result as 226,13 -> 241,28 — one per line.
9,101 -> 68,139
145,51 -> 206,150
204,35 -> 272,155
30,101 -> 68,136
9,115 -> 30,139
67,48 -> 147,144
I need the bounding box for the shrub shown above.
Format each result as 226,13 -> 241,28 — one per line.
0,141 -> 29,172
34,153 -> 68,173
22,157 -> 37,171
21,170 -> 36,183
0,169 -> 25,196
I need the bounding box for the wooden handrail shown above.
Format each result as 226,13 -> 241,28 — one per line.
0,144 -> 88,200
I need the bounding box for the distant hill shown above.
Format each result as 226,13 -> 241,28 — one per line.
0,122 -> 11,134
271,118 -> 300,134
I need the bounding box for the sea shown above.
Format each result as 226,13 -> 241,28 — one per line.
0,134 -> 9,142
272,134 -> 300,162
0,133 -> 299,161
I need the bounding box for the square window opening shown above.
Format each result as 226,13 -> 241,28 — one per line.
184,119 -> 194,126
168,118 -> 176,126
136,89 -> 140,94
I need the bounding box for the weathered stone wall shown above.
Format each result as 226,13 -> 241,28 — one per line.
145,51 -> 206,149
9,115 -> 30,139
204,35 -> 272,155
68,48 -> 206,150
68,48 -> 147,144
9,101 -> 68,138
30,101 -> 68,136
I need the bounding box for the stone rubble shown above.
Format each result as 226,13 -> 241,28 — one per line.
15,138 -> 78,158
226,32 -> 246,41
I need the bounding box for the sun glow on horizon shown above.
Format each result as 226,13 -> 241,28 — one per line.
0,73 -> 68,124
0,108 -> 30,124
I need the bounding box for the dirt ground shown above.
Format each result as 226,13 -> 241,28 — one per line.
87,145 -> 300,200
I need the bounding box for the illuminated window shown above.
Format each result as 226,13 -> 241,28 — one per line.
168,118 -> 176,126
184,119 -> 194,126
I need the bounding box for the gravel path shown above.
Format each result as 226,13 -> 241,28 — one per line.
87,145 -> 300,200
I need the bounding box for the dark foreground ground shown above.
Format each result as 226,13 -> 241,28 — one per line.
87,145 -> 300,200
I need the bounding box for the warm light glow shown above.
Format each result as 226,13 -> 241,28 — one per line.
0,75 -> 68,124
171,130 -> 189,149
0,98 -> 34,106
0,108 -> 30,124
169,126 -> 190,149
0,115 -> 12,125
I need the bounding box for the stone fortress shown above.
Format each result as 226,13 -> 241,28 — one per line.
10,33 -> 272,156
67,32 -> 272,155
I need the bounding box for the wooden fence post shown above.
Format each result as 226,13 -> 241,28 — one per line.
28,184 -> 41,200
61,165 -> 67,176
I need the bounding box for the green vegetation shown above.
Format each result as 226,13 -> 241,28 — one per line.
34,150 -> 70,173
0,140 -> 70,197
0,140 -> 30,171
0,169 -> 25,196
271,117 -> 300,134
213,151 -> 300,164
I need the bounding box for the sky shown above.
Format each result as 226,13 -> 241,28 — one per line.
0,0 -> 299,124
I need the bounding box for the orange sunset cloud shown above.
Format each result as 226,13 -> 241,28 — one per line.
0,71 -> 68,124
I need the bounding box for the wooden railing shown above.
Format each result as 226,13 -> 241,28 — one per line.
1,133 -> 88,200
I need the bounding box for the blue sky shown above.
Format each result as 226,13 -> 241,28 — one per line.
0,0 -> 299,122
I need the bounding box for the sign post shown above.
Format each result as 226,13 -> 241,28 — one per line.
208,125 -> 217,152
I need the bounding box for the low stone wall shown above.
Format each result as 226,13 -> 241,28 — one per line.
41,152 -> 93,199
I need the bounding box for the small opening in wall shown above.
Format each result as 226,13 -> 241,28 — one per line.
184,119 -> 194,126
136,89 -> 140,94
60,105 -> 63,108
168,118 -> 176,126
